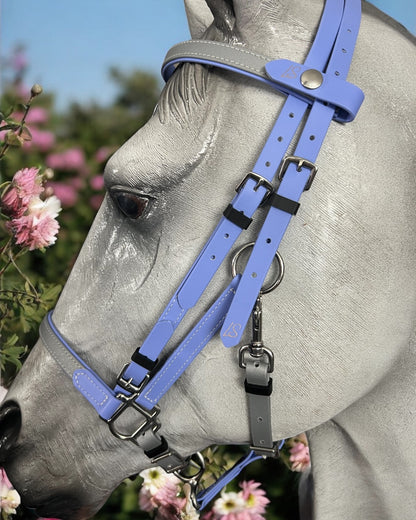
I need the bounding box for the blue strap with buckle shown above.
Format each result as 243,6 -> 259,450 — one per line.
121,0 -> 357,390
221,0 -> 362,346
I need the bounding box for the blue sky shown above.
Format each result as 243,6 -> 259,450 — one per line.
1,1 -> 415,111
1,1 -> 190,109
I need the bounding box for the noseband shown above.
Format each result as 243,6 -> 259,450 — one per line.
40,0 -> 364,509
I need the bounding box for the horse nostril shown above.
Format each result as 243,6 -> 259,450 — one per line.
0,401 -> 22,462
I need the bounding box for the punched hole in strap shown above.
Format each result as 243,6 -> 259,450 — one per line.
268,193 -> 300,215
223,204 -> 253,230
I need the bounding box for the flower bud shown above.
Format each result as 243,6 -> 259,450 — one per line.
30,84 -> 43,97
43,167 -> 54,180
5,131 -> 24,147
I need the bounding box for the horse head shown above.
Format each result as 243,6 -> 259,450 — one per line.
1,1 -> 415,518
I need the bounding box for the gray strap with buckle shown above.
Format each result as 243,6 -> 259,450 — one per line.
244,353 -> 275,455
239,295 -> 278,457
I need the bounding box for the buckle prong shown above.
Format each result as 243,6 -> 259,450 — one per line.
235,172 -> 275,204
278,156 -> 318,190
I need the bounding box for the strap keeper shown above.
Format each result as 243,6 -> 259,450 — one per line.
244,378 -> 273,396
268,193 -> 300,215
223,204 -> 253,230
131,351 -> 158,371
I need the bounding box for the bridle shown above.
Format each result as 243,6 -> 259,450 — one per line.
39,0 -> 364,510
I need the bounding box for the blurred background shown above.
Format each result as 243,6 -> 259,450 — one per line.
0,1 -> 414,519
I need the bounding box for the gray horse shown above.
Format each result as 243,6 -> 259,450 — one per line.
1,0 -> 415,519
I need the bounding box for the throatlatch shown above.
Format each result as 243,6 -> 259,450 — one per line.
39,0 -> 364,510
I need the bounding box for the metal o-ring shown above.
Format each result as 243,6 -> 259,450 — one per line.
231,242 -> 284,294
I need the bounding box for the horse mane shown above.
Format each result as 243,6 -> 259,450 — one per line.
158,62 -> 209,126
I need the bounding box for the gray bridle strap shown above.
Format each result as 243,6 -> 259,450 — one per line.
162,40 -> 272,84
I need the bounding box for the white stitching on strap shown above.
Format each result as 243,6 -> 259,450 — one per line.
173,40 -> 271,62
74,371 -> 109,407
144,286 -> 236,403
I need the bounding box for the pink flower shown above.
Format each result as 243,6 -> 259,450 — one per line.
138,467 -> 187,520
89,194 -> 104,210
1,187 -> 22,217
202,481 -> 269,520
94,146 -> 112,163
47,181 -> 78,207
13,107 -> 48,125
289,441 -> 311,472
23,127 -> 55,152
68,177 -> 84,190
90,175 -> 104,191
1,167 -> 43,217
239,480 -> 269,515
9,196 -> 61,251
1,468 -> 21,515
46,148 -> 86,171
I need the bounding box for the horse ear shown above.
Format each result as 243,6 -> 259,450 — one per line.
185,0 -> 214,38
185,0 -> 236,38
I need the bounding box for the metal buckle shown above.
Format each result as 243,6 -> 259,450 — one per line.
174,452 -> 206,510
278,155 -> 318,190
116,362 -> 150,394
239,344 -> 274,373
107,393 -> 160,441
106,363 -> 160,441
235,172 -> 275,204
249,443 -> 280,458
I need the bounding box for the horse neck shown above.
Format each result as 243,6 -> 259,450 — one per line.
306,336 -> 416,519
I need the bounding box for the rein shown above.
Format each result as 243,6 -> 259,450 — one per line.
39,0 -> 364,509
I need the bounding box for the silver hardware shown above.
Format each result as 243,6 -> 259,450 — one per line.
116,362 -> 151,394
239,344 -> 275,372
300,68 -> 323,89
174,451 -> 206,510
238,295 -> 274,372
235,172 -> 275,204
249,443 -> 280,457
151,449 -> 190,473
107,394 -> 161,441
231,242 -> 284,294
278,155 -> 318,190
106,364 -> 160,440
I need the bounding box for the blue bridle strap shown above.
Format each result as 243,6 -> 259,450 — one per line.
122,0 -> 362,387
40,0 -> 363,509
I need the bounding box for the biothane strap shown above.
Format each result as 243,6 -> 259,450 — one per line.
221,0 -> 362,346
120,0 -> 360,391
162,41 -> 363,123
40,277 -> 239,420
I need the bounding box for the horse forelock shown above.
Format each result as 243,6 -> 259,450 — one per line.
158,62 -> 209,126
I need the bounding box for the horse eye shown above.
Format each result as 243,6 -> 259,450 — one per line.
113,192 -> 149,219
